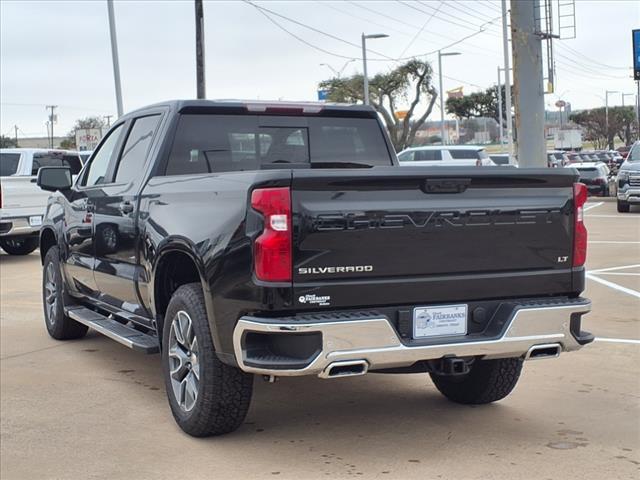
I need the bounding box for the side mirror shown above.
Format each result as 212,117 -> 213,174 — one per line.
37,166 -> 72,192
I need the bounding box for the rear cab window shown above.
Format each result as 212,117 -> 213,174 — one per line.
448,149 -> 486,160
31,151 -> 83,175
0,153 -> 21,176
165,114 -> 392,175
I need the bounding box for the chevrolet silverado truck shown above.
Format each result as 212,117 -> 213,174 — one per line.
36,100 -> 593,437
616,140 -> 640,212
0,148 -> 83,255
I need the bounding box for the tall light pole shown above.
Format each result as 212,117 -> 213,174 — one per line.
320,60 -> 355,78
195,0 -> 206,99
361,33 -> 388,105
107,0 -> 123,117
501,0 -> 514,164
622,93 -> 635,107
605,90 -> 619,150
438,51 -> 461,145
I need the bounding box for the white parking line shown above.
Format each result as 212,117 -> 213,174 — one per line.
584,202 -> 604,212
586,273 -> 640,299
588,241 -> 640,244
595,337 -> 640,345
589,264 -> 640,273
593,272 -> 640,276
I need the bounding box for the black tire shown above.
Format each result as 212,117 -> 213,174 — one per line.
162,283 -> 253,437
0,237 -> 38,255
42,246 -> 88,340
430,357 -> 523,405
617,200 -> 630,213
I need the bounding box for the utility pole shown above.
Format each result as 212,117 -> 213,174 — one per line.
510,0 -> 545,168
497,67 -> 504,151
605,90 -> 618,150
501,0 -> 514,164
195,0 -> 206,99
46,105 -> 57,148
103,115 -> 113,127
13,125 -> 18,148
107,0 -> 123,117
361,33 -> 388,105
438,50 -> 461,145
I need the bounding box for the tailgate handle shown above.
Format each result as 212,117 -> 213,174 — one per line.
424,178 -> 470,194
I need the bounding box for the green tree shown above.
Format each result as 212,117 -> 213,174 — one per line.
446,85 -> 512,126
60,116 -> 106,149
570,106 -> 636,150
319,59 -> 437,151
0,135 -> 17,148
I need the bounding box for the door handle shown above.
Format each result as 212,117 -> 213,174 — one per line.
119,201 -> 134,214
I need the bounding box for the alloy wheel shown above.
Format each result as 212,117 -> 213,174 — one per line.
44,262 -> 58,326
168,310 -> 200,412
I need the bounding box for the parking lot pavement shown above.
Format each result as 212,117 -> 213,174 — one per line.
1,201 -> 638,480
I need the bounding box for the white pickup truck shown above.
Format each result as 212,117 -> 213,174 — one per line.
0,149 -> 83,255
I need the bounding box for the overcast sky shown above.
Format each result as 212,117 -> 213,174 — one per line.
1,0 -> 638,138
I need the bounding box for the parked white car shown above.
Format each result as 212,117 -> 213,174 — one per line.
0,148 -> 83,255
397,145 -> 496,167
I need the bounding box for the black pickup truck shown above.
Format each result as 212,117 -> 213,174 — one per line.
37,100 -> 593,437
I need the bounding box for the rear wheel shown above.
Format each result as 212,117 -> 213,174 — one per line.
162,283 -> 253,437
42,246 -> 88,340
430,357 -> 523,405
617,200 -> 630,213
0,237 -> 38,255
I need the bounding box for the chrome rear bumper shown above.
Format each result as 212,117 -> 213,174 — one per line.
233,298 -> 591,378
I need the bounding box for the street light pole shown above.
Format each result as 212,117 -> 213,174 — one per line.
438,50 -> 461,145
605,90 -> 619,150
501,0 -> 514,164
107,0 -> 123,117
320,60 -> 355,78
497,67 -> 504,151
361,33 -> 388,105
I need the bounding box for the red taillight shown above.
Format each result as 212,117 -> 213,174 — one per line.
251,187 -> 292,282
573,183 -> 588,267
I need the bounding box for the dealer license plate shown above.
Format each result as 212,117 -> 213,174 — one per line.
413,304 -> 467,339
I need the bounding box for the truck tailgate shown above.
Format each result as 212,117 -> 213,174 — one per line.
291,167 -> 580,309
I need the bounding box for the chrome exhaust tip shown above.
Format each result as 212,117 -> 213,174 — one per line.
319,360 -> 369,379
525,343 -> 562,360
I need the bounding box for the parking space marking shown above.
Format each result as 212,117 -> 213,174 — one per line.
595,337 -> 640,345
588,241 -> 640,244
589,264 -> 640,273
586,273 -> 640,299
585,214 -> 640,219
593,272 -> 640,276
584,202 -> 604,211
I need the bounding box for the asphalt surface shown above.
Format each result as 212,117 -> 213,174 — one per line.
1,200 -> 638,480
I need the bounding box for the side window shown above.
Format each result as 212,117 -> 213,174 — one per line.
114,115 -> 161,183
31,153 -> 63,175
82,123 -> 125,187
62,155 -> 83,175
415,150 -> 442,161
398,151 -> 414,162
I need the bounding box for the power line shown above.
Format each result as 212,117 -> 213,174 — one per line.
449,0 -> 503,24
397,0 -> 444,60
346,0 -> 498,54
245,0 -> 488,90
555,52 -> 629,80
249,2 -> 358,60
557,43 -> 630,71
399,0 -> 500,37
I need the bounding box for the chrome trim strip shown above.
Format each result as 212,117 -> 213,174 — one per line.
233,301 -> 591,377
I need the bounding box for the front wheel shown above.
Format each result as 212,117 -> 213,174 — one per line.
42,246 -> 88,340
430,357 -> 523,405
0,237 -> 38,255
617,200 -> 630,213
162,283 -> 253,437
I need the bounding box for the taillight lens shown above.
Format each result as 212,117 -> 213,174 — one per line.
251,187 -> 292,282
573,183 -> 588,267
